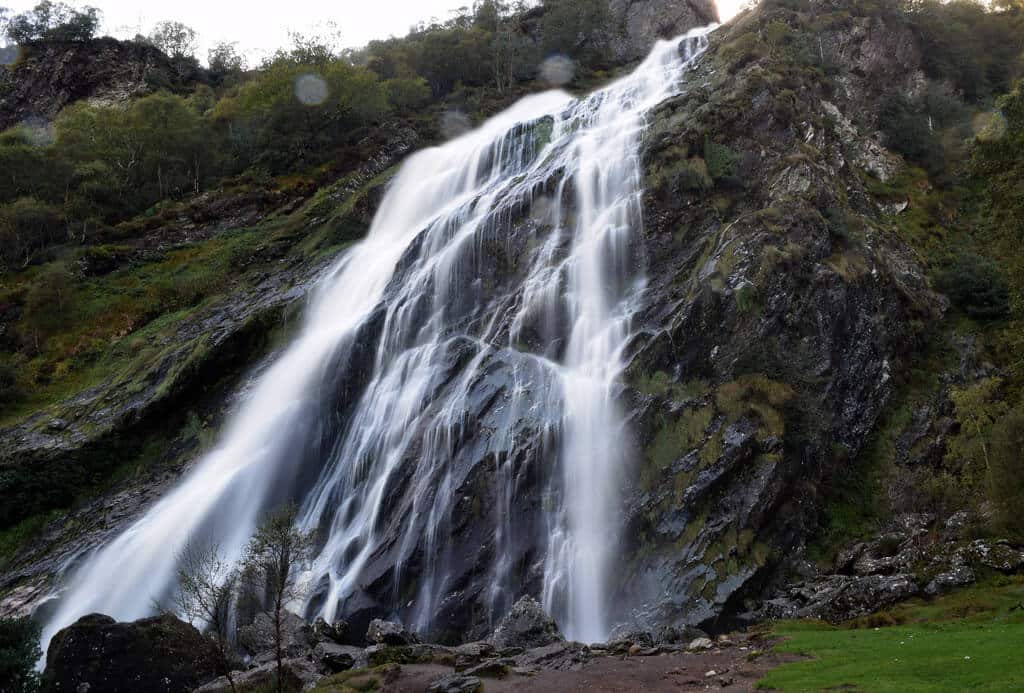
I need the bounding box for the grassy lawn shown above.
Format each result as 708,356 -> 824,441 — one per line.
758,578 -> 1024,692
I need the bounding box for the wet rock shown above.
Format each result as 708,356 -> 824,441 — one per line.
488,595 -> 563,650
366,618 -> 418,646
311,616 -> 347,645
237,610 -> 311,657
41,613 -> 219,693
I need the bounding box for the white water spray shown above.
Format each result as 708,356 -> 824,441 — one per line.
39,28 -> 711,653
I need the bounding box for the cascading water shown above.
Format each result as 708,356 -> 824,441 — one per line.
39,27 -> 711,653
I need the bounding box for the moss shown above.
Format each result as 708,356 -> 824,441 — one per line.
0,508 -> 64,571
718,32 -> 767,74
312,664 -> 401,692
715,374 -> 795,439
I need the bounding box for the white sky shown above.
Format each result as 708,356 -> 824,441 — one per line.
4,0 -> 739,65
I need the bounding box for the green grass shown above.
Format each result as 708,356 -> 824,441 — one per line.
758,580 -> 1024,692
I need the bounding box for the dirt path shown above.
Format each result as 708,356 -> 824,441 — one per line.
375,639 -> 798,692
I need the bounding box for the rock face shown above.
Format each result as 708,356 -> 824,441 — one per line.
488,596 -> 564,650
0,37 -> 207,131
608,0 -> 720,61
237,610 -> 312,657
40,613 -> 219,693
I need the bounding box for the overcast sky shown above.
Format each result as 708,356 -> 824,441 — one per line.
4,0 -> 737,65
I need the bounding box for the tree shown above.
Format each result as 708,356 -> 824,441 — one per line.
0,616 -> 41,693
175,539 -> 239,693
208,41 -> 246,76
149,20 -> 197,59
0,198 -> 64,268
5,1 -> 100,44
243,503 -> 313,693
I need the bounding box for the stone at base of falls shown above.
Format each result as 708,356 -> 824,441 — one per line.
237,610 -> 312,657
311,616 -> 348,646
428,673 -> 484,693
366,618 -> 420,646
194,658 -> 321,693
41,613 -> 220,693
314,641 -> 363,672
487,596 -> 563,650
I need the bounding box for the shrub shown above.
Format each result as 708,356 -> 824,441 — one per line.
936,252 -> 1011,321
385,76 -> 432,112
878,93 -> 945,173
0,616 -> 41,693
988,408 -> 1024,537
0,198 -> 65,267
704,137 -> 740,181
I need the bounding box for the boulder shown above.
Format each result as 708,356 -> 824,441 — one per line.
688,637 -> 714,651
313,641 -> 364,673
925,565 -> 976,597
237,610 -> 311,657
311,616 -> 347,645
41,613 -> 220,693
366,618 -> 418,646
488,596 -> 563,650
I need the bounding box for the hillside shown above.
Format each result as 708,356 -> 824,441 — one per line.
0,0 -> 1023,690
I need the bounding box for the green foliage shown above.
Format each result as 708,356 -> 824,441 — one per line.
910,0 -> 1024,102
5,1 -> 100,44
383,76 -> 432,112
0,617 -> 41,693
718,32 -> 766,73
215,60 -> 388,173
878,93 -> 946,173
0,197 -> 64,267
987,408 -> 1024,536
936,253 -> 1011,321
703,137 -> 740,181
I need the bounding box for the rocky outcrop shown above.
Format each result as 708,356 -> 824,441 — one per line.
609,0 -> 720,61
745,513 -> 1024,622
367,618 -> 420,646
487,596 -> 564,649
40,613 -> 219,693
0,37 -> 208,131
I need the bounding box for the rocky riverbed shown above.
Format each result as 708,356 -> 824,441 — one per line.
41,596 -> 799,692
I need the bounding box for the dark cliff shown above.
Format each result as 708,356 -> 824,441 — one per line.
0,36 -> 207,131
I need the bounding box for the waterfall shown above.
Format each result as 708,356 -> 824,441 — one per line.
39,27 -> 711,653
